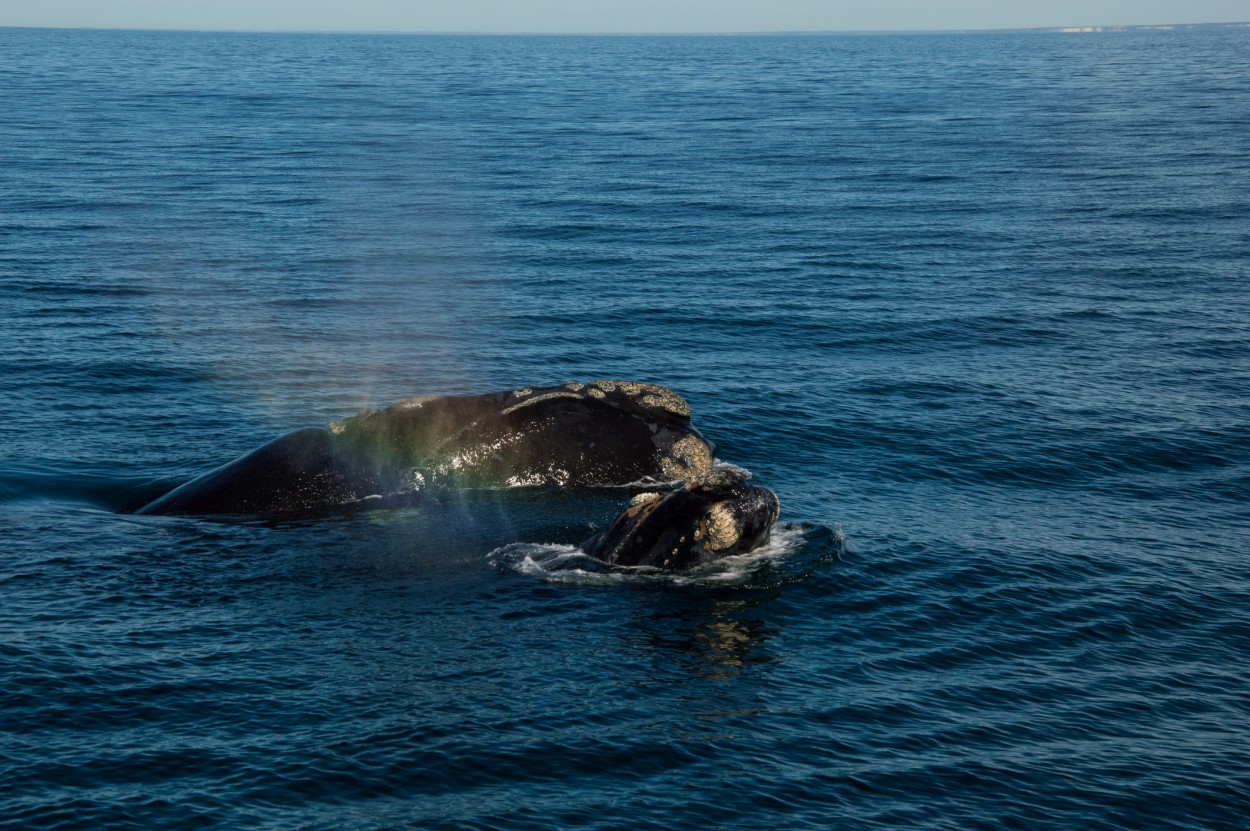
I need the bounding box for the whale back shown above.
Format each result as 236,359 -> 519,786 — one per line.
336,381 -> 712,488
135,427 -> 391,516
137,381 -> 715,515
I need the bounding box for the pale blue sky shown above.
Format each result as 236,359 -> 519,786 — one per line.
1,0 -> 1246,33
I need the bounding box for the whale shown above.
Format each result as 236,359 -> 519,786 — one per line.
137,381 -> 715,516
580,469 -> 779,570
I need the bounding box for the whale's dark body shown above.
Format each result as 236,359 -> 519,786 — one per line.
137,381 -> 781,570
137,381 -> 715,517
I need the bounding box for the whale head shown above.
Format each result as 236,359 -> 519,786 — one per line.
580,469 -> 779,570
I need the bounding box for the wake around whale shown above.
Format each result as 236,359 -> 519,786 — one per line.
137,381 -> 779,569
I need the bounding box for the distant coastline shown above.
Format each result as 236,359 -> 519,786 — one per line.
0,21 -> 1248,36
957,21 -> 1250,34
712,21 -> 1250,36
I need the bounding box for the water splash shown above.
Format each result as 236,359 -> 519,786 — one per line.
488,522 -> 843,589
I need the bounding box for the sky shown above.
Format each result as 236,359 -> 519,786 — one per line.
0,0 -> 1247,33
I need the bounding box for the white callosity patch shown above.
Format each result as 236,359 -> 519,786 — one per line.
599,380 -> 690,417
661,434 -> 714,479
499,390 -> 583,416
699,501 -> 739,552
502,380 -> 693,421
639,390 -> 691,419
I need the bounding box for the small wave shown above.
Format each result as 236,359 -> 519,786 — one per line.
488,523 -> 840,589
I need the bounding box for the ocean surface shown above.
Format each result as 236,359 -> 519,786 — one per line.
3,25 -> 1249,830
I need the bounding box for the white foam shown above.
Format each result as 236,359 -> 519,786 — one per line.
488,522 -> 812,589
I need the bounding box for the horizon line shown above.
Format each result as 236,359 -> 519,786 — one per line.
2,21 -> 1248,37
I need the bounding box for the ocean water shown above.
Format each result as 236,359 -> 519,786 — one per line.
2,25 -> 1250,829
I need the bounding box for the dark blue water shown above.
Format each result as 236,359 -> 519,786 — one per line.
3,26 -> 1250,829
